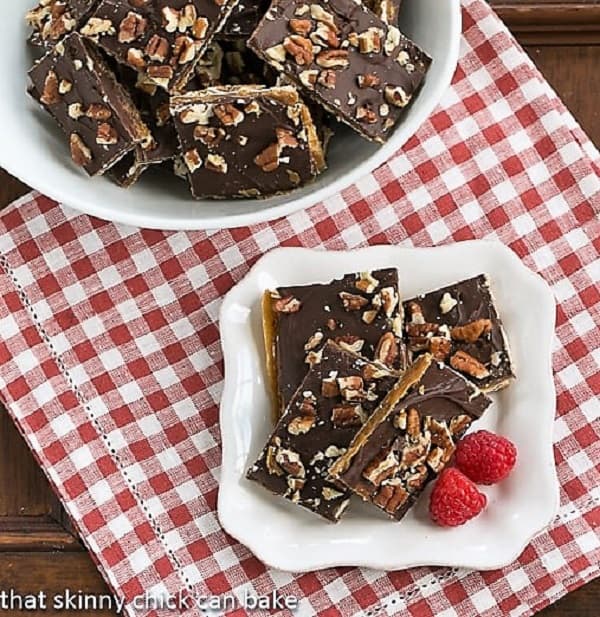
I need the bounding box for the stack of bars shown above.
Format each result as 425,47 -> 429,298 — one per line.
247,270 -> 516,521
25,0 -> 432,199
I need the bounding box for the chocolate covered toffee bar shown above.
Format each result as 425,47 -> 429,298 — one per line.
249,0 -> 431,142
404,275 -> 515,392
247,341 -> 398,521
28,33 -> 152,176
330,354 -> 492,520
80,0 -> 239,93
263,268 -> 406,417
170,85 -> 325,198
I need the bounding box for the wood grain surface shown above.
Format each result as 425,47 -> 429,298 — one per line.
0,3 -> 598,614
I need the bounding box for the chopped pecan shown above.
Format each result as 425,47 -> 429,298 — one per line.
373,483 -> 409,514
355,271 -> 379,293
287,477 -> 305,492
305,349 -> 323,366
161,6 -> 180,32
193,125 -> 225,146
205,153 -> 227,174
192,17 -> 209,39
288,415 -> 316,435
356,106 -> 378,124
331,403 -> 366,428
321,376 -> 339,398
404,464 -> 428,492
316,49 -> 349,68
183,148 -> 202,172
450,350 -> 490,380
58,79 -> 72,95
375,332 -> 398,366
317,69 -> 337,88
299,69 -> 318,88
337,376 -> 364,401
40,70 -> 60,105
451,319 -> 492,343
339,291 -> 368,310
362,447 -> 399,486
69,133 -> 92,166
406,322 -> 439,339
384,85 -> 411,108
428,418 -> 455,463
273,295 -> 301,313
406,407 -> 421,440
81,17 -> 114,37
266,445 -> 284,475
335,335 -> 364,353
380,286 -> 399,317
276,128 -> 299,148
85,104 -> 112,120
96,123 -> 118,145
147,64 -> 173,86
275,448 -> 305,477
393,409 -> 406,430
407,301 -> 425,324
283,35 -> 314,65
214,103 -> 244,126
384,26 -> 400,56
429,336 -> 451,361
173,35 -> 196,64
326,318 -> 337,330
310,4 -> 337,28
362,309 -> 378,324
449,414 -> 472,437
362,363 -> 389,381
358,28 -> 383,54
254,142 -> 280,172
311,22 -> 339,48
126,47 -> 146,69
357,73 -> 381,88
118,11 -> 146,43
289,18 -> 312,35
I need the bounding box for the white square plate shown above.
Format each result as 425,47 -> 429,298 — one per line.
217,242 -> 559,571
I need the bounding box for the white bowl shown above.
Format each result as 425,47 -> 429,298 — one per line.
218,242 -> 560,571
0,0 -> 461,230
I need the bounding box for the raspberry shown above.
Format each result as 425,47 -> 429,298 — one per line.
455,430 -> 517,485
429,468 -> 486,527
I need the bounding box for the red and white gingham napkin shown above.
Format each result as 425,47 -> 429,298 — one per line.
0,1 -> 598,615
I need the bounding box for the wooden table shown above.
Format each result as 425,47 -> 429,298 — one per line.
0,2 -> 598,614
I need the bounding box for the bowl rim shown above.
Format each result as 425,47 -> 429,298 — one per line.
3,0 -> 462,230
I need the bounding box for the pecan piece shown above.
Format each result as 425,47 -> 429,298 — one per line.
339,291 -> 368,310
358,28 -> 383,54
373,483 -> 409,514
384,85 -> 411,108
357,73 -> 381,88
288,415 -> 316,435
266,445 -> 283,475
316,49 -> 349,68
299,69 -> 318,88
380,286 -> 399,317
275,448 -> 305,477
362,309 -> 378,324
317,69 -> 337,89
283,35 -> 314,65
273,295 -> 301,313
362,447 -> 399,486
439,292 -> 458,314
449,414 -> 472,437
406,407 -> 421,440
321,376 -> 339,398
69,133 -> 92,166
40,70 -> 60,105
451,319 -> 492,343
332,403 -> 366,428
375,332 -> 398,366
335,335 -> 364,353
450,350 -> 490,380
173,35 -> 196,64
254,142 -> 280,172
183,148 -> 202,172
127,48 -> 146,69
193,126 -> 225,146
289,18 -> 312,35
214,103 -> 244,126
145,34 -> 169,61
96,123 -> 118,145
337,376 -> 365,401
118,11 -> 146,43
355,271 -> 380,293
356,106 -> 377,124
276,128 -> 299,148
84,104 -> 112,120
304,331 -> 324,351
428,336 -> 451,361
405,464 -> 429,492
407,301 -> 425,324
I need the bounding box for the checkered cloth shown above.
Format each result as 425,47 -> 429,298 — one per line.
0,0 -> 598,615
